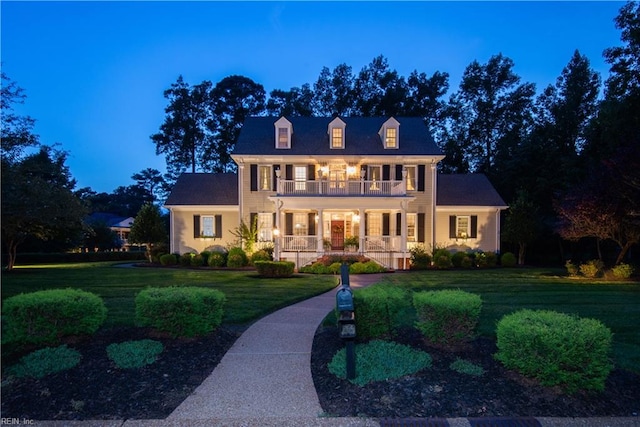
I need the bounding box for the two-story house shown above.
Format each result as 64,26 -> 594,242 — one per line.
165,116 -> 507,270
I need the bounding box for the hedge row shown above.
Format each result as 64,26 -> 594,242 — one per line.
6,251 -> 146,265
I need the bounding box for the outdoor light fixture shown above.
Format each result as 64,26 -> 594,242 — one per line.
273,228 -> 280,236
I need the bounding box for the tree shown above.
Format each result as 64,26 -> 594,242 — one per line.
131,168 -> 167,204
208,75 -> 266,172
2,146 -> 87,270
129,203 -> 167,262
405,70 -> 449,129
312,64 -> 356,116
266,84 -> 314,117
353,55 -> 408,117
502,191 -> 540,265
1,72 -> 39,163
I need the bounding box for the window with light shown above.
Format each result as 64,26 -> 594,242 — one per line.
258,213 -> 273,241
202,216 -> 215,237
259,165 -> 271,190
277,127 -> 289,148
457,216 -> 470,239
331,127 -> 343,148
385,127 -> 397,148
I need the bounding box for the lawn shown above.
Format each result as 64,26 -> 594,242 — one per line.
0,262 -> 338,326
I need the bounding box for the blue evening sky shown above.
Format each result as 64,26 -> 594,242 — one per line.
1,1 -> 625,193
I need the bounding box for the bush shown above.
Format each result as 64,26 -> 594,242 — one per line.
2,289 -> 107,345
413,290 -> 482,348
579,259 -> 604,278
450,358 -> 485,377
329,262 -> 342,274
200,251 -> 212,266
190,253 -> 205,267
299,261 -> 330,274
353,285 -> 409,339
432,249 -> 452,269
179,252 -> 194,267
611,263 -> 634,279
8,345 -> 82,379
208,251 -> 227,267
474,251 -> 497,268
501,252 -> 517,267
159,253 -> 178,266
349,260 -> 386,274
328,340 -> 432,386
451,251 -> 468,268
227,247 -> 248,268
250,249 -> 272,264
254,261 -> 295,277
565,260 -> 579,277
495,309 -> 613,393
135,286 -> 226,337
106,339 -> 164,369
409,244 -> 431,270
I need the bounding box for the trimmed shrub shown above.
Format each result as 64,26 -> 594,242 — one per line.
208,251 -> 227,267
190,253 -> 205,267
611,263 -> 634,279
135,286 -> 226,337
250,249 -> 272,264
159,253 -> 178,266
580,259 -> 604,278
475,251 -> 497,268
179,252 -> 194,267
413,290 -> 482,348
200,251 -> 212,266
409,244 -> 431,270
565,260 -> 579,277
501,252 -> 517,267
299,261 -> 330,274
227,247 -> 248,268
353,285 -> 409,339
452,251 -> 473,269
350,260 -> 386,274
432,249 -> 452,269
329,262 -> 342,274
450,358 -> 485,377
254,261 -> 295,277
495,309 -> 613,393
107,339 -> 164,369
2,289 -> 107,345
328,340 -> 432,386
8,345 -> 82,379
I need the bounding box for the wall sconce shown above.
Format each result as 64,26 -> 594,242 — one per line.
353,214 -> 360,223
315,214 -> 319,222
347,165 -> 356,176
273,228 -> 280,236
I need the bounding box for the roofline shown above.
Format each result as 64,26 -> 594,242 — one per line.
436,205 -> 509,211
164,205 -> 240,211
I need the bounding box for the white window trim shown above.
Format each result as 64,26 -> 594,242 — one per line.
328,117 -> 346,149
274,117 -> 292,149
407,213 -> 417,242
258,213 -> 273,242
456,215 -> 471,239
405,165 -> 417,191
379,117 -> 400,149
259,165 -> 272,191
202,215 -> 216,237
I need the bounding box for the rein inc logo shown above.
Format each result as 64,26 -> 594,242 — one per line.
1,420 -> 34,425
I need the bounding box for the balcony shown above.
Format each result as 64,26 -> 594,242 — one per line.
277,179 -> 406,197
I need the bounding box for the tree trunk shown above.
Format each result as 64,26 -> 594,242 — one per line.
615,242 -> 632,265
6,239 -> 18,271
596,238 -> 602,261
518,242 -> 526,265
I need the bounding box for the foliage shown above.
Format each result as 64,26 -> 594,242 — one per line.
409,244 -> 431,270
349,260 -> 386,274
226,247 -> 248,268
131,168 -> 168,205
432,248 -> 452,269
328,340 -> 432,386
413,290 -> 482,348
230,217 -> 258,253
500,252 -> 517,267
353,285 -> 409,339
159,253 -> 178,266
611,263 -> 634,279
343,235 -> 359,249
2,289 -> 107,345
208,251 -> 227,267
8,345 -> 82,379
106,339 -> 164,369
129,203 -> 167,262
250,249 -> 272,264
495,309 -> 613,393
451,251 -> 469,268
565,260 -> 580,277
2,146 -> 87,270
135,286 -> 226,337
5,251 -> 146,264
579,259 -> 605,278
254,261 -> 295,278
190,253 -> 205,267
502,191 -> 540,265
449,358 -> 485,377
1,72 -> 39,163
179,252 -> 194,267
475,251 -> 497,268
299,261 -> 331,274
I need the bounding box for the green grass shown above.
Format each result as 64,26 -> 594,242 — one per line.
379,269 -> 640,373
1,262 -> 338,326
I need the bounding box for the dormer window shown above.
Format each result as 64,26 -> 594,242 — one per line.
379,117 -> 400,149
274,117 -> 292,149
328,117 -> 346,149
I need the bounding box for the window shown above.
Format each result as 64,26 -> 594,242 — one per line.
367,213 -> 382,236
274,117 -> 292,149
407,214 -> 417,242
293,213 -> 308,236
449,215 -> 477,239
202,216 -> 215,237
457,216 -> 470,238
379,117 -> 400,149
385,127 -> 397,148
405,166 -> 416,191
294,166 -> 306,191
257,213 -> 273,241
277,128 -> 288,148
368,165 -> 381,190
331,127 -> 343,148
259,165 -> 272,191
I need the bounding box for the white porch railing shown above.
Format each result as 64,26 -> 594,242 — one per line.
278,179 -> 406,196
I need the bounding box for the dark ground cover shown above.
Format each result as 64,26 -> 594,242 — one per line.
2,322 -> 639,421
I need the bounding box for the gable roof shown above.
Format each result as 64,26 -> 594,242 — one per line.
164,173 -> 238,206
88,213 -> 134,228
232,116 -> 443,156
437,174 -> 507,207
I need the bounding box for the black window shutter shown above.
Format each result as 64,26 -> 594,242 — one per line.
417,213 -> 425,242
273,212 -> 277,228
449,216 -> 456,238
382,165 -> 390,181
470,216 -> 478,238
215,215 -> 223,238
308,213 -> 315,235
285,164 -> 293,180
418,165 -> 426,191
361,165 -> 368,180
395,165 -> 403,180
364,213 -> 368,236
250,164 -> 258,191
382,213 -> 390,236
194,215 -> 200,238
396,212 -> 401,236
272,166 -> 279,191
285,213 -> 293,235
308,165 -> 316,181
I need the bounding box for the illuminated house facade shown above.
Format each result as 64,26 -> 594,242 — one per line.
165,116 -> 507,270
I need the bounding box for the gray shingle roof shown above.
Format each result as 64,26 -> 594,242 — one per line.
437,174 -> 507,207
233,116 -> 443,156
164,173 -> 238,206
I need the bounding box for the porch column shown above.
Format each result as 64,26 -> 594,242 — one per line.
358,208 -> 365,254
430,162 -> 437,250
274,199 -> 282,261
317,208 -> 324,252
400,201 -> 408,270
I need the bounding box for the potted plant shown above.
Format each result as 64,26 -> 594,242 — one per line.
344,236 -> 359,252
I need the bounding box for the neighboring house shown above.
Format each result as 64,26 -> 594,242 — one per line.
165,116 -> 507,269
87,213 -> 135,250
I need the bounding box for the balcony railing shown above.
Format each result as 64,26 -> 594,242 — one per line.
279,235 -> 400,252
277,179 -> 406,196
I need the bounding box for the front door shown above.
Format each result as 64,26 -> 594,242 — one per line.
331,220 -> 344,250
